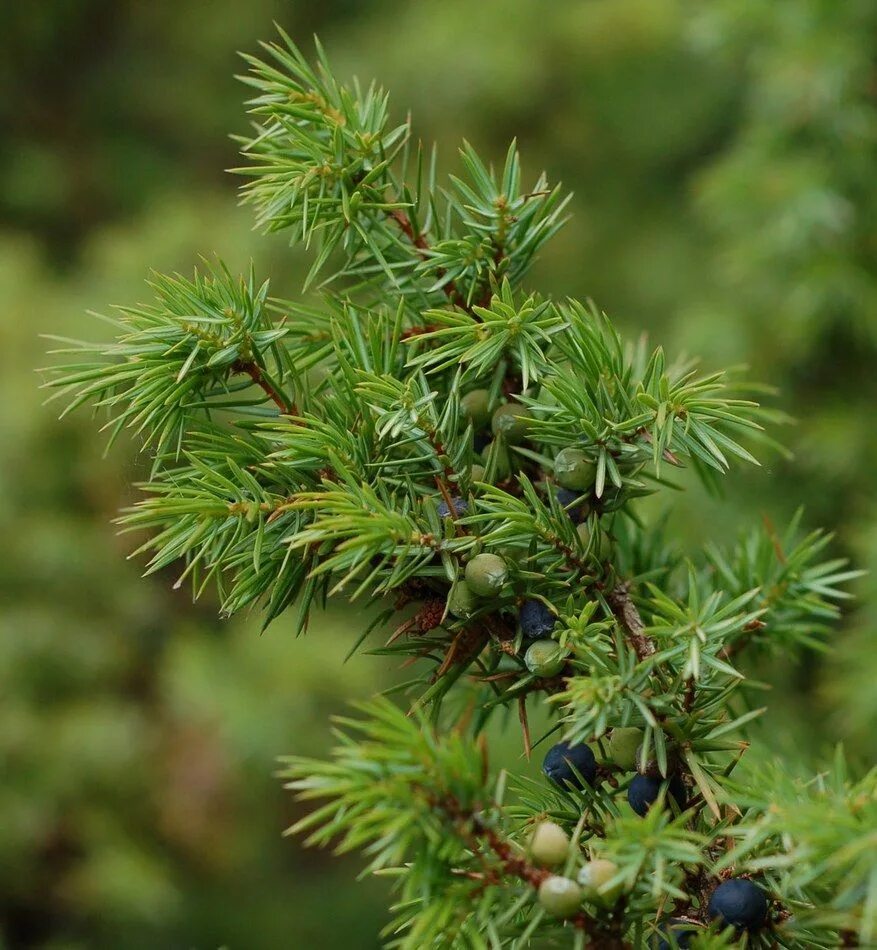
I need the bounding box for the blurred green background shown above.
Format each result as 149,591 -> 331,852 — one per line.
3,1 -> 876,946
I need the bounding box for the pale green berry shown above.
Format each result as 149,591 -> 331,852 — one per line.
538,876 -> 583,918
461,388 -> 492,428
528,821 -> 570,867
607,727 -> 643,771
578,859 -> 623,905
464,553 -> 509,597
482,439 -> 512,480
524,639 -> 568,677
576,522 -> 610,560
470,463 -> 486,483
554,447 -> 596,490
491,403 -> 532,445
447,581 -> 480,619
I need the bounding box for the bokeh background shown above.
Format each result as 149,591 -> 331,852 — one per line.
3,1 -> 876,947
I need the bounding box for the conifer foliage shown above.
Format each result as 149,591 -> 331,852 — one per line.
45,32 -> 874,948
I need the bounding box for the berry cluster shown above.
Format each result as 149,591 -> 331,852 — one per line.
460,389 -> 533,483
459,387 -> 619,523
446,393 -> 620,665
528,738 -> 769,937
445,390 -> 773,941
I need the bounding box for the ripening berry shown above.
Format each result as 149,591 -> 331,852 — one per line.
491,402 -> 532,444
464,553 -> 509,596
627,773 -> 687,817
708,878 -> 768,931
524,639 -> 568,677
528,821 -> 570,866
460,388 -> 492,428
651,919 -> 698,949
542,741 -> 597,790
556,487 -> 589,524
537,875 -> 583,918
554,447 -> 596,490
437,496 -> 468,518
607,727 -> 643,771
519,599 -> 556,639
577,858 -> 623,905
447,581 -> 480,619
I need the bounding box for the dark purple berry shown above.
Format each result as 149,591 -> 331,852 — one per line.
627,773 -> 686,817
556,488 -> 588,524
542,741 -> 597,790
473,431 -> 491,455
708,878 -> 768,931
519,599 -> 556,639
652,919 -> 698,949
437,496 -> 468,518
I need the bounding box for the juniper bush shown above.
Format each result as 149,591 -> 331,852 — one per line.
44,31 -> 874,949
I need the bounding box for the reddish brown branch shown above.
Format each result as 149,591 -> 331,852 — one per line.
518,696 -> 532,759
607,583 -> 655,661
683,677 -> 697,712
422,421 -> 466,535
435,624 -> 489,679
472,814 -> 548,889
460,807 -> 623,942
389,208 -> 431,253
400,322 -> 442,340
388,208 -> 472,313
233,360 -> 297,415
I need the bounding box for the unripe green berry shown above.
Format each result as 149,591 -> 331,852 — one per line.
554,447 -> 596,490
461,388 -> 492,428
524,639 -> 568,677
538,875 -> 583,918
578,859 -> 623,905
528,821 -> 570,867
491,403 -> 532,445
576,522 -> 610,560
607,727 -> 644,771
482,440 -> 512,480
447,581 -> 480,619
470,463 -> 486,483
464,553 -> 509,597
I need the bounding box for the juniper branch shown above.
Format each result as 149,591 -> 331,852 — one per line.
44,32 -> 872,949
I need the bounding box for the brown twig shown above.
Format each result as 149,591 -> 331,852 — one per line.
435,624 -> 489,679
389,207 -> 431,253
518,696 -> 532,759
683,677 -> 697,712
607,583 -> 655,661
233,359 -> 297,415
676,865 -> 717,922
387,207 -> 476,314
539,528 -> 594,577
465,808 -> 629,944
400,322 -> 442,340
419,416 -> 466,536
